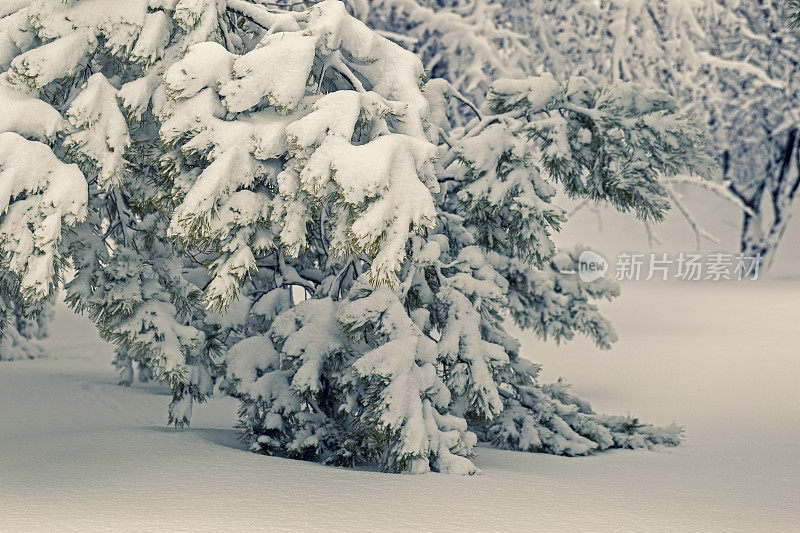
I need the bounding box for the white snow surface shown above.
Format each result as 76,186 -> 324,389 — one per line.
1,278 -> 798,532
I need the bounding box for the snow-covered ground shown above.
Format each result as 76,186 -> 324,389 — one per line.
2,278 -> 798,532
2,187 -> 798,531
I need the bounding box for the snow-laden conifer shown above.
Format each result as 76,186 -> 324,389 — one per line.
0,295 -> 53,361
0,0 -> 712,472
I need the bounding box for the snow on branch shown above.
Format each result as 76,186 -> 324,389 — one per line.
0,133 -> 87,300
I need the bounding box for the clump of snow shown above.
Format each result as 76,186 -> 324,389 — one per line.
65,73 -> 130,189
0,77 -> 63,139
0,133 -> 87,299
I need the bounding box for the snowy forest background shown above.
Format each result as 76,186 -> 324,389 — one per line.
0,0 -> 798,531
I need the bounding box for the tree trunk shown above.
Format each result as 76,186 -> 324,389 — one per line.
733,128 -> 800,265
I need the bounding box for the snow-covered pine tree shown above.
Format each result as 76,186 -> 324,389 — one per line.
0,0 -> 712,473
113,346 -> 154,386
0,293 -> 54,361
160,4 -> 711,472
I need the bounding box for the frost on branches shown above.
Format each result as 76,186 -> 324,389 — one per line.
0,0 -> 712,473
494,0 -> 798,260
346,0 -> 529,102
